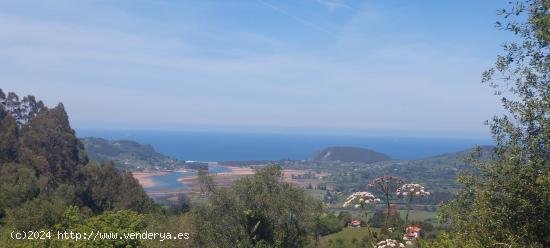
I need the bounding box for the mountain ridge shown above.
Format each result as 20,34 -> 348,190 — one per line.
80,137 -> 209,171
81,137 -> 187,171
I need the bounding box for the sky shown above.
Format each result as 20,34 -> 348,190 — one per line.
0,0 -> 512,137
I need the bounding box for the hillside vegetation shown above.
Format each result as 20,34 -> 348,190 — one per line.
0,89 -> 156,247
81,137 -> 187,171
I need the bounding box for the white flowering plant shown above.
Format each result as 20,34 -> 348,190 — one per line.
396,184 -> 430,197
396,183 -> 430,225
374,238 -> 407,248
342,191 -> 381,209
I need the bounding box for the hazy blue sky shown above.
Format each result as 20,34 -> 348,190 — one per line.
0,0 -> 511,137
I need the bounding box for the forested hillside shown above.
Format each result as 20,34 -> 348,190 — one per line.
81,137 -> 187,171
0,89 -> 155,246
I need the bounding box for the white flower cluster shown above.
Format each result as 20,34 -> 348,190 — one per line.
396,183 -> 430,197
342,191 -> 381,208
374,239 -> 406,248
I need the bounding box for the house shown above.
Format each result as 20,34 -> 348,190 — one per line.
349,220 -> 361,228
403,226 -> 421,240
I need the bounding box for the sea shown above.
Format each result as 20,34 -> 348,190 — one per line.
75,129 -> 493,161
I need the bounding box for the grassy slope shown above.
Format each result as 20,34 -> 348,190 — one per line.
320,227 -> 375,248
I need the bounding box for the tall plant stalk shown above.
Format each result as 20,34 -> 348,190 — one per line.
383,189 -> 391,229
363,209 -> 375,247
368,176 -> 404,231
404,194 -> 413,226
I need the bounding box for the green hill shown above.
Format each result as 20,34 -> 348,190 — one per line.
309,146 -> 391,163
430,145 -> 495,161
80,137 -> 188,171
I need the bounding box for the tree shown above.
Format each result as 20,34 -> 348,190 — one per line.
143,213 -> 193,248
337,211 -> 352,226
368,209 -> 403,229
18,103 -> 88,186
173,193 -> 191,213
317,213 -> 343,236
197,169 -> 215,197
58,209 -> 146,248
82,162 -> 154,213
4,198 -> 62,231
0,108 -> 18,163
191,165 -> 323,248
0,163 -> 40,213
441,1 -> 550,247
0,90 -> 158,247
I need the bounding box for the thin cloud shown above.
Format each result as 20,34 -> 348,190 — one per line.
314,0 -> 350,10
256,0 -> 337,37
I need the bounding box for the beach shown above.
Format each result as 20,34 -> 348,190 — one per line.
133,166 -> 326,194
178,166 -> 255,182
132,171 -> 167,188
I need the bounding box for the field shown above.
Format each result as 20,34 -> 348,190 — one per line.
397,209 -> 438,223
320,227 -> 376,248
304,189 -> 325,200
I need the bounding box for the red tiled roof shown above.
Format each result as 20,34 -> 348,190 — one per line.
406,226 -> 421,232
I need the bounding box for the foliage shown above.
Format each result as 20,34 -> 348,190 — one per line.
418,233 -> 477,248
197,169 -> 216,197
48,208 -> 147,248
337,211 -> 353,224
18,103 -> 88,186
368,210 -> 403,229
441,0 -> 550,247
0,163 -> 40,214
81,162 -> 155,213
4,198 -> 63,231
190,165 -> 323,248
143,213 -> 193,248
317,213 -> 344,236
0,108 -> 18,163
0,90 -> 156,247
171,193 -> 192,214
73,210 -> 145,247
